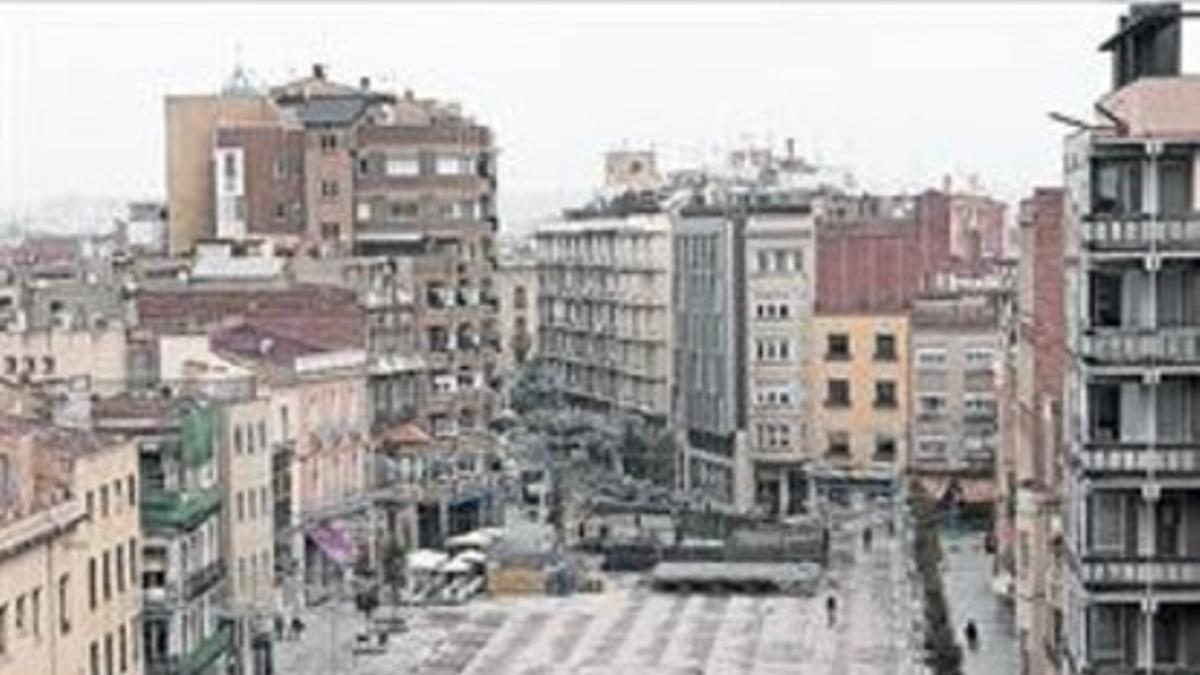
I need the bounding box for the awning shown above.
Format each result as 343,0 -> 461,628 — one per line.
306,523 -> 356,565
407,549 -> 449,572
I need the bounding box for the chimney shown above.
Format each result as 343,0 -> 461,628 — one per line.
312,63 -> 326,80
360,76 -> 371,91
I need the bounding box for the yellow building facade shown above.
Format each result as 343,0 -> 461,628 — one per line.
810,313 -> 910,477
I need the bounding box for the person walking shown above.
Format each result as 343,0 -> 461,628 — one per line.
862,526 -> 873,551
826,594 -> 839,627
964,620 -> 979,650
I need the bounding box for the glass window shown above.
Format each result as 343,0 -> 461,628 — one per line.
826,334 -> 851,360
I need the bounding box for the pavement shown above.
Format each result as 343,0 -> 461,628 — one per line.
273,503 -> 965,675
940,527 -> 1018,675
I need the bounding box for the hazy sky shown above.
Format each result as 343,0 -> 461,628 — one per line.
0,3 -> 1169,232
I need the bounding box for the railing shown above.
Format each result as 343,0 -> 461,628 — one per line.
1081,441 -> 1200,476
183,559 -> 225,600
1084,328 -> 1200,365
141,489 -> 221,532
1083,215 -> 1200,251
1080,555 -> 1200,587
144,623 -> 234,675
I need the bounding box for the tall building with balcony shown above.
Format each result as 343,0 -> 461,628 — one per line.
166,64 -> 501,437
743,209 -> 816,516
93,396 -> 231,675
535,203 -> 675,421
908,292 -> 1004,498
1063,4 -> 1200,671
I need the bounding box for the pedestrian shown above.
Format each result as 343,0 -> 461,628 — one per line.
291,616 -> 306,641
274,614 -> 285,641
826,594 -> 838,627
964,620 -> 979,650
862,526 -> 873,551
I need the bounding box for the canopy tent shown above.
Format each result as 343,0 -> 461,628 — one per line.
446,529 -> 498,551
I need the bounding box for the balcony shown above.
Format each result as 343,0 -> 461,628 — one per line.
1079,555 -> 1200,588
144,623 -> 234,675
1081,441 -> 1200,477
141,489 -> 221,532
184,559 -> 226,600
1082,215 -> 1200,253
1084,328 -> 1200,367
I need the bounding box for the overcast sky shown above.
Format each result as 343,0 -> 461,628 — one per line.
0,3 -> 1170,233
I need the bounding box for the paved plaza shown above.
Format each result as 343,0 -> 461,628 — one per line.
276,509 -> 940,675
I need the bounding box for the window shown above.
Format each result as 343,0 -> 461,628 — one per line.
358,157 -> 370,176
89,558 -> 97,609
274,202 -> 287,220
273,157 -> 288,179
30,587 -> 39,637
1091,605 -> 1127,664
237,492 -> 245,522
826,333 -> 851,360
874,380 -> 898,409
875,436 -> 897,461
100,486 -> 109,518
826,379 -> 851,408
320,180 -> 340,198
774,250 -> 789,272
319,133 -> 338,152
874,333 -> 896,361
43,356 -> 55,374
116,547 -> 125,594
389,202 -> 419,220
59,574 -> 70,634
105,633 -> 113,675
90,641 -> 100,675
102,551 -> 111,601
1091,492 -> 1127,554
384,155 -> 420,176
828,431 -> 850,457
757,251 -> 770,273
234,426 -> 243,454
916,348 -> 947,367
918,395 -> 946,415
1091,158 -> 1142,216
222,153 -> 237,181
128,539 -> 137,585
14,595 -> 23,633
0,604 -> 6,656
917,437 -> 948,460
435,154 -> 465,175
86,491 -> 94,519
965,348 -> 994,370
258,422 -> 266,450
127,475 -> 136,507
119,625 -> 128,673
321,222 -> 341,240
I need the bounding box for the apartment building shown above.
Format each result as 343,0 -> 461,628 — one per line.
494,244 -> 539,375
1010,187 -> 1068,675
0,414 -> 142,675
672,212 -> 747,507
94,396 -> 231,675
908,293 -> 1004,497
290,255 -> 426,432
535,205 -> 674,421
811,314 -> 909,493
209,321 -> 370,606
743,209 -> 816,517
167,64 -> 501,436
1063,5 -> 1200,670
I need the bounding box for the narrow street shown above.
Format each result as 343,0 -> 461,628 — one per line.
940,527 -> 1018,675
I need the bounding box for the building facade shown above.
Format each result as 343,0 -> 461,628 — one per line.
908,293 -> 1004,500
1011,187 -> 1068,675
535,211 -> 675,421
94,396 -> 232,675
672,212 -> 746,507
494,245 -> 539,375
743,210 -> 816,516
811,313 -> 909,490
1063,5 -> 1200,671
